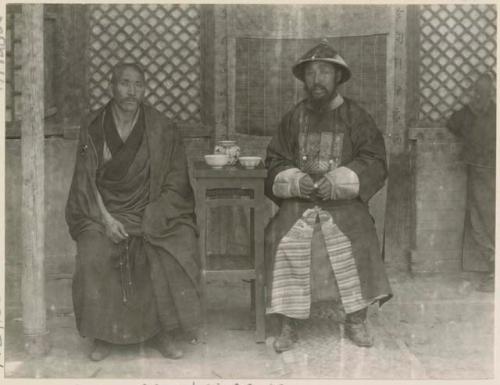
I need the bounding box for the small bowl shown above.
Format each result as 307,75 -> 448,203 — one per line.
239,156 -> 262,169
204,154 -> 229,169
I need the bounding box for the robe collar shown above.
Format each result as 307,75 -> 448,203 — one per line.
86,102 -> 174,200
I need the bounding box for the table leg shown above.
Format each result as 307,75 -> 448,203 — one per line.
196,186 -> 208,343
249,208 -> 256,313
254,206 -> 266,343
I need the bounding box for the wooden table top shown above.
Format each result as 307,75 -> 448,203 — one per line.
193,161 -> 268,179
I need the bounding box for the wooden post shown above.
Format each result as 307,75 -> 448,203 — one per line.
21,3 -> 50,356
383,5 -> 412,273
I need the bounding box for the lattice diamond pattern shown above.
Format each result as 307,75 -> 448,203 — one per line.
88,4 -> 201,122
419,4 -> 496,124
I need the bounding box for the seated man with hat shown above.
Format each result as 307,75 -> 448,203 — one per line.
265,40 -> 393,352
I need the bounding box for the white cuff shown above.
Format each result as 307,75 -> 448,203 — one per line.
324,166 -> 360,200
272,168 -> 307,198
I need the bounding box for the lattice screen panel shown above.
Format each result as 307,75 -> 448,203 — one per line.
88,4 -> 201,122
419,4 -> 496,124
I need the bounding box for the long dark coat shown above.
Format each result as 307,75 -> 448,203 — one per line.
265,97 -> 393,307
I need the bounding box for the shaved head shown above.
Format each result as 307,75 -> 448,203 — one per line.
111,62 -> 146,85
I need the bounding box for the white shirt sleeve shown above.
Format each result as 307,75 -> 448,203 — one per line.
324,166 -> 360,200
272,167 -> 307,198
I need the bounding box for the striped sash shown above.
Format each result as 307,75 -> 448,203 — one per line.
318,211 -> 368,314
268,207 -> 368,318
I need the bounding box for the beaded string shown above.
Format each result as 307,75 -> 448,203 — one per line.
119,239 -> 134,305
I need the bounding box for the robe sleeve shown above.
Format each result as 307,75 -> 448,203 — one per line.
142,126 -> 195,235
343,108 -> 388,203
265,111 -> 305,204
324,166 -> 360,200
65,117 -> 103,240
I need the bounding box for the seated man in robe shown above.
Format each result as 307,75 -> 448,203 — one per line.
447,72 -> 496,292
265,41 -> 393,352
66,62 -> 201,361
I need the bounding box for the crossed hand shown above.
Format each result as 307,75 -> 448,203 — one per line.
299,174 -> 332,200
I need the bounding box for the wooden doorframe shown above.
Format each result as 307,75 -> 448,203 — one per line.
406,5 -> 421,271
382,5 -> 421,273
200,4 -> 216,131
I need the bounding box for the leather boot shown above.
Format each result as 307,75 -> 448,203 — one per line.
154,331 -> 184,359
273,316 -> 298,353
345,308 -> 374,347
89,339 -> 112,361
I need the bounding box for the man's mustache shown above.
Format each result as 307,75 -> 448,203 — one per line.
309,85 -> 328,92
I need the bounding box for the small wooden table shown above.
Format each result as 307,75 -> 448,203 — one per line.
193,161 -> 268,342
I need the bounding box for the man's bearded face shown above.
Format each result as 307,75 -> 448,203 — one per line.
304,61 -> 339,105
111,66 -> 146,113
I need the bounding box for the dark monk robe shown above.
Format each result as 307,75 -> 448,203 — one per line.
66,102 -> 201,344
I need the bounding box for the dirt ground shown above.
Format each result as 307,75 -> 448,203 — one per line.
4,271 -> 494,380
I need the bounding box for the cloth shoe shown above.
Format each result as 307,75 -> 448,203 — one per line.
345,308 -> 374,348
89,339 -> 112,361
154,332 -> 184,359
273,316 -> 298,353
